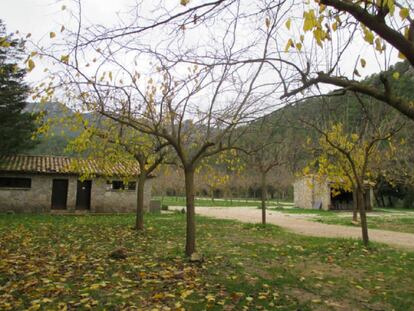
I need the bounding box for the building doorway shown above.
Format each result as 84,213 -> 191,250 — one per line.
51,179 -> 68,209
76,180 -> 92,210
330,188 -> 353,210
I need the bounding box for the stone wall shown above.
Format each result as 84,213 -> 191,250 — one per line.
92,178 -> 152,213
0,174 -> 48,213
313,178 -> 331,211
293,177 -> 313,209
293,176 -> 332,210
0,173 -> 152,213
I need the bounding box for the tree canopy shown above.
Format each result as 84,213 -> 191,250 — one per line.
0,20 -> 38,155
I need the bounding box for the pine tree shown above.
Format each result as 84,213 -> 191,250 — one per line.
0,20 -> 38,155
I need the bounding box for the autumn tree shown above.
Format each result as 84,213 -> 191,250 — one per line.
304,98 -> 404,245
172,0 -> 414,121
196,150 -> 244,202
280,0 -> 414,120
40,111 -> 167,231
74,122 -> 166,231
30,0 -> 286,257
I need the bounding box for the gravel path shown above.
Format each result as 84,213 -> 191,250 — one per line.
170,206 -> 414,251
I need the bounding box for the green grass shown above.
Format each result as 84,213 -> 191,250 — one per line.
1,213 -> 414,310
315,214 -> 414,234
269,207 -> 336,216
376,207 -> 414,213
156,196 -> 294,207
270,207 -> 414,234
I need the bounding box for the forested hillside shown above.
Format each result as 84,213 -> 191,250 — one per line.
24,102 -> 95,156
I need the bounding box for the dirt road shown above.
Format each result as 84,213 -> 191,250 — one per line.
170,206 -> 414,251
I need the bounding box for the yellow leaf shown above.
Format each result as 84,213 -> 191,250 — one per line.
392,71 -> 400,80
61,55 -> 69,64
205,294 -> 215,302
400,8 -> 409,20
303,10 -> 317,32
375,38 -> 382,51
89,283 -> 101,290
27,59 -> 35,72
180,0 -> 189,6
285,18 -> 291,30
50,32 -> 56,39
181,289 -> 193,299
0,39 -> 11,47
296,42 -> 302,51
332,22 -> 338,31
360,58 -> 366,68
265,17 -> 270,28
152,293 -> 164,299
362,27 -> 374,44
385,0 -> 395,15
284,38 -> 294,52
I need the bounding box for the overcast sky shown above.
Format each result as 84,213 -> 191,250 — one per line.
3,0 -> 137,38
2,0 -> 400,90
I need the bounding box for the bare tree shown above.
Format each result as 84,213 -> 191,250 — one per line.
241,118 -> 286,224
32,0 -> 286,256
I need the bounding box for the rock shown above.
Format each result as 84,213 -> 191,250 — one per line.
189,252 -> 204,263
109,247 -> 128,260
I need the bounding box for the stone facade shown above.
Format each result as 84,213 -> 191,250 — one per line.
0,173 -> 152,214
92,178 -> 153,213
293,176 -> 331,210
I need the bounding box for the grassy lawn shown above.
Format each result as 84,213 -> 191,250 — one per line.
270,207 -> 414,234
269,207 -> 335,216
1,213 -> 414,310
314,214 -> 414,234
156,196 -> 294,208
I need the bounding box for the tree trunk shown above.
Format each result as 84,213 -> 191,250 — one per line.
352,188 -> 358,222
135,173 -> 146,231
388,196 -> 393,207
356,187 -> 369,246
365,191 -> 372,211
380,195 -> 386,208
261,172 -> 267,225
184,167 -> 196,256
374,191 -> 381,208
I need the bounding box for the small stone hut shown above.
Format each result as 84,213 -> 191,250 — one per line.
0,155 -> 152,213
293,175 -> 373,211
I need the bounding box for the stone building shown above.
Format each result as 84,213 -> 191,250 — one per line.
0,155 -> 152,213
293,175 -> 372,210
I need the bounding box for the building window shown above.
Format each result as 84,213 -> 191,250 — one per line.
0,177 -> 32,189
127,182 -> 136,190
112,180 -> 124,190
106,180 -> 136,191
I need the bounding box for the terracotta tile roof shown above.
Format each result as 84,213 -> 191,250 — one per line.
0,155 -> 140,177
